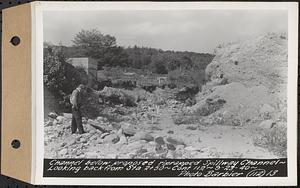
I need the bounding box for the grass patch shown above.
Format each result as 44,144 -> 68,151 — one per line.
172,113 -> 199,125
254,125 -> 287,157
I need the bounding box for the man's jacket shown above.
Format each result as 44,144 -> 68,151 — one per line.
70,88 -> 82,108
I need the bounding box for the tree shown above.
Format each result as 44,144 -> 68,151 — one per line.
148,55 -> 168,74
73,29 -> 116,57
73,29 -> 130,68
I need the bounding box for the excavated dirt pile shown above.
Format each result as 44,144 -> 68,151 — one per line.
184,32 -> 288,157
194,32 -> 287,127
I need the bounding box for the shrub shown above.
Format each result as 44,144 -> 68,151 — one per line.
172,113 -> 199,125
254,124 -> 287,157
43,44 -> 88,108
168,69 -> 205,89
194,98 -> 226,116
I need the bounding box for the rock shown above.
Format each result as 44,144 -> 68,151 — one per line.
76,134 -> 83,139
132,131 -> 154,142
52,119 -> 58,126
103,134 -> 120,144
79,137 -> 88,143
185,146 -> 203,151
99,86 -> 137,107
97,116 -> 108,123
56,116 -> 65,124
48,112 -> 58,119
68,139 -> 76,146
148,141 -> 156,146
63,113 -> 72,119
166,137 -> 185,146
167,130 -> 174,134
90,134 -> 98,141
186,125 -> 197,130
58,148 -> 68,156
96,129 -> 103,134
173,150 -> 183,158
111,122 -> 121,130
176,145 -> 185,150
154,136 -> 165,145
136,148 -> 148,156
82,117 -> 87,124
88,119 -> 108,133
120,122 -> 136,137
44,120 -> 53,127
116,128 -> 123,136
60,142 -> 67,147
100,132 -> 110,139
124,140 -> 147,151
63,123 -> 70,129
123,128 -> 136,137
116,135 -> 128,145
194,96 -> 226,116
166,150 -> 175,158
96,137 -> 103,144
260,103 -> 275,119
258,120 -> 276,129
166,143 -> 176,151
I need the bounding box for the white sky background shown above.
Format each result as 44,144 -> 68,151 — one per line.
43,10 -> 287,53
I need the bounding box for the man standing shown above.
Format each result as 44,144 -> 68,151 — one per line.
70,84 -> 86,134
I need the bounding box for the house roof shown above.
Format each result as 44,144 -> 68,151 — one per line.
66,57 -> 89,64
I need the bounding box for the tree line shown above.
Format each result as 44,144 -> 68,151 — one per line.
44,28 -> 214,106
52,28 -> 214,74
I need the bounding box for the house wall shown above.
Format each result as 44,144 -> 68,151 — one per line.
44,87 -> 60,118
67,57 -> 98,87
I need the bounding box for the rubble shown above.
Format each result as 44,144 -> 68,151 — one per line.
132,131 -> 154,142
103,134 -> 120,144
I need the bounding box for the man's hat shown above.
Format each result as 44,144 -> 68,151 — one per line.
78,84 -> 85,89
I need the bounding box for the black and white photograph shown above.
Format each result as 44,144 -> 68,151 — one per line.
43,8 -> 289,161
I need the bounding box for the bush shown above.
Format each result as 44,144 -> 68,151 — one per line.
43,44 -> 88,108
193,98 -> 226,116
168,69 -> 205,89
254,124 -> 287,157
172,113 -> 199,125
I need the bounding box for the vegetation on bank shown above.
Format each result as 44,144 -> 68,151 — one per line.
44,28 -> 213,106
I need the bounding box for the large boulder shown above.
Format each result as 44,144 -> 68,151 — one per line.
58,148 -> 68,156
48,112 -> 58,119
193,96 -> 226,116
63,113 -> 72,119
260,103 -> 276,119
103,134 -> 120,144
87,119 -> 109,133
98,87 -> 137,107
120,122 -> 137,137
132,131 -> 154,142
56,116 -> 66,124
258,120 -> 276,129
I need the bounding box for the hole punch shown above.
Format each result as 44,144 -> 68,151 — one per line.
10,36 -> 21,46
11,139 -> 21,149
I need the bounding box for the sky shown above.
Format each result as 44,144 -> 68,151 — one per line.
44,10 -> 287,53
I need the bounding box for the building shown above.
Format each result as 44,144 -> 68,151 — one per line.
66,57 -> 97,87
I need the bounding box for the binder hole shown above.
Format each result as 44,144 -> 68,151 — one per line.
10,36 -> 21,46
11,139 -> 21,149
